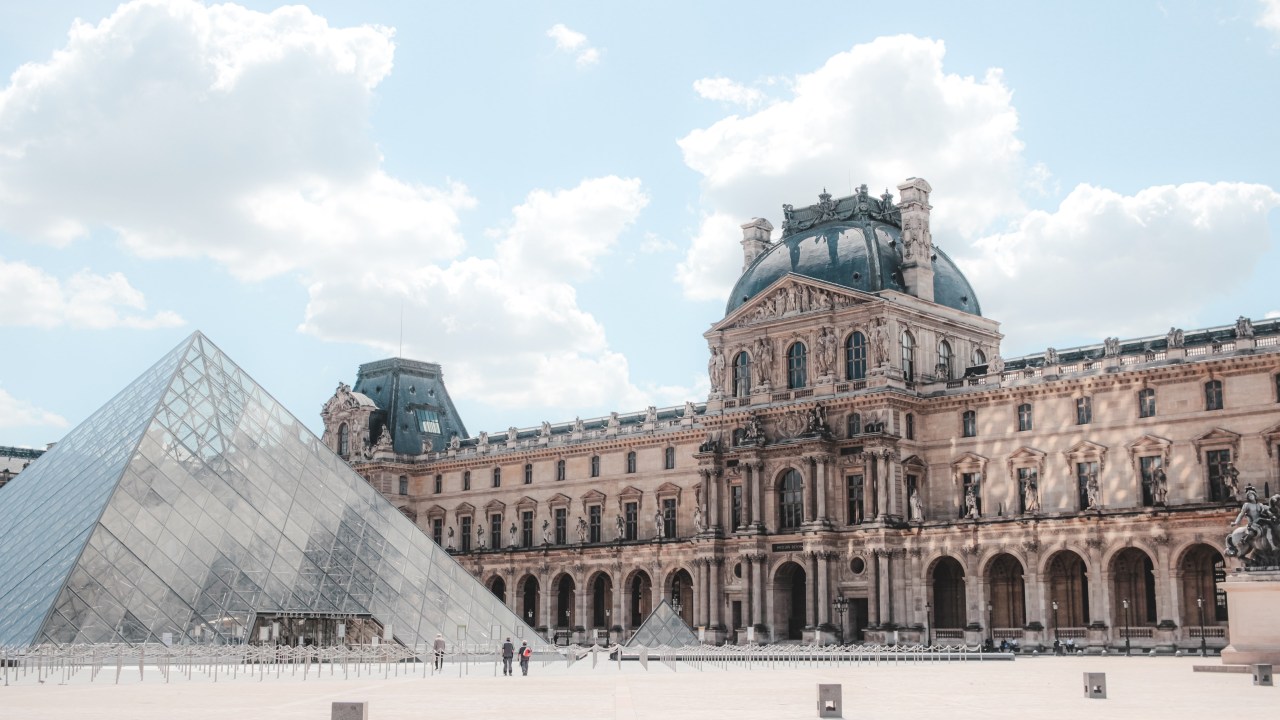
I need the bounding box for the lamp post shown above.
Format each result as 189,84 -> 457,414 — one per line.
1197,597 -> 1207,657
925,602 -> 932,647
1051,600 -> 1059,649
832,596 -> 849,644
1122,598 -> 1131,656
986,601 -> 994,649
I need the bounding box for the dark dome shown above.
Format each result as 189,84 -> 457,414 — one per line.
725,220 -> 981,316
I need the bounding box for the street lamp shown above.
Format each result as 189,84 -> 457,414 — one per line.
1122,598 -> 1131,656
832,596 -> 849,644
986,601 -> 994,649
1051,600 -> 1060,649
925,602 -> 932,647
1197,597 -> 1207,657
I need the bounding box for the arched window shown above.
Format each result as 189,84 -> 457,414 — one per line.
337,423 -> 349,457
590,455 -> 600,478
733,352 -> 752,398
524,463 -> 533,485
556,459 -> 566,481
1205,380 -> 1223,411
664,447 -> 675,470
1017,403 -> 1033,432
492,467 -> 501,488
626,451 -> 637,473
847,413 -> 862,438
938,340 -> 953,380
779,469 -> 804,530
787,342 -> 808,389
845,332 -> 867,381
900,331 -> 915,382
972,348 -> 987,366
962,410 -> 977,438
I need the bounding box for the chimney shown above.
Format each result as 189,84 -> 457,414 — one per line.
896,177 -> 934,302
740,218 -> 774,271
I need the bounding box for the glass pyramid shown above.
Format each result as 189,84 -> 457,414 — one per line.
625,599 -> 698,648
0,332 -> 544,649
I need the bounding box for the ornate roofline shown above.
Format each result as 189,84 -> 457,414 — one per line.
780,185 -> 900,238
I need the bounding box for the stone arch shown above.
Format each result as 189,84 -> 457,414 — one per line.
623,568 -> 653,627
983,553 -> 1026,630
1110,547 -> 1157,626
1177,543 -> 1227,628
664,567 -> 695,627
776,465 -> 806,530
773,560 -> 808,641
552,571 -> 577,628
516,574 -> 541,627
1044,549 -> 1090,629
487,575 -> 507,604
585,569 -> 615,630
927,555 -> 966,629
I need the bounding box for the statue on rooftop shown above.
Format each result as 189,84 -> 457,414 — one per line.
1236,316 -> 1255,339
1166,327 -> 1185,349
990,355 -> 1005,374
1104,337 -> 1120,357
539,421 -> 552,438
1045,347 -> 1059,366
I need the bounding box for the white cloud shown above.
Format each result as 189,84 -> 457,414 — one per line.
547,24 -> 600,67
0,0 -> 471,282
963,182 -> 1280,352
674,35 -> 1029,301
1259,0 -> 1280,41
0,259 -> 183,329
639,232 -> 676,254
692,77 -> 765,108
1264,310 -> 1280,319
0,386 -> 68,430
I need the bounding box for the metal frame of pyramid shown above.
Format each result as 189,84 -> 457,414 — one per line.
624,598 -> 698,648
0,331 -> 546,649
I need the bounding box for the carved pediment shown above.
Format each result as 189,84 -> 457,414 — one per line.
714,274 -> 874,331
1006,446 -> 1046,474
515,495 -> 538,512
951,452 -> 987,482
1193,427 -> 1241,459
581,489 -> 606,510
425,504 -> 446,519
483,498 -> 506,513
453,501 -> 475,517
1064,440 -> 1108,471
618,485 -> 643,510
547,492 -> 572,508
654,482 -> 683,501
901,454 -> 927,470
1263,423 -> 1280,457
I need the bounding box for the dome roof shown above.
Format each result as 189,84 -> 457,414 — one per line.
725,219 -> 981,317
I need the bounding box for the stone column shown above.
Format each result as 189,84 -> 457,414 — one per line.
577,581 -> 587,632
541,572 -> 552,631
1153,539 -> 1174,622
877,551 -> 892,625
742,464 -> 754,528
743,556 -> 754,630
1086,541 -> 1106,626
753,555 -> 766,629
817,552 -> 831,626
692,561 -> 705,627
613,570 -> 625,636
868,551 -> 881,627
710,559 -> 723,629
698,470 -> 711,533
751,462 -> 765,530
873,454 -> 888,519
806,551 -> 819,628
815,455 -> 829,523
805,457 -> 818,523
711,469 -> 722,531
885,453 -> 900,518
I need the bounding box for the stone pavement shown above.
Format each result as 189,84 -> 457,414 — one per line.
0,655 -> 1265,719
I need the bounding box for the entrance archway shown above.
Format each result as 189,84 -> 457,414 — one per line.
1046,550 -> 1090,628
518,575 -> 540,627
773,561 -> 808,640
590,573 -> 613,629
668,568 -> 694,626
930,556 -> 966,629
555,574 -> 576,628
986,554 -> 1025,628
1179,544 -> 1227,626
1111,547 -> 1156,626
628,570 -> 652,627
488,576 -> 506,604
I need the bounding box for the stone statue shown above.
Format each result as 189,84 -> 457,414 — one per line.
446,525 -> 456,550
449,434 -> 461,451
509,523 -> 518,548
683,400 -> 697,419
373,428 -> 394,452
1151,466 -> 1169,506
990,354 -> 1005,374
870,319 -> 890,368
476,526 -> 487,550
805,403 -> 828,434
607,412 -> 620,430
964,487 -> 979,519
1226,486 -> 1280,567
477,431 -> 489,451
743,414 -> 764,443
1103,337 -> 1120,357
815,327 -> 836,378
693,505 -> 704,534
541,519 -> 550,545
654,510 -> 665,540
645,405 -> 658,424
1236,316 -> 1255,339
1085,470 -> 1101,511
908,489 -> 924,522
1045,347 -> 1059,366
615,513 -> 625,540
539,421 -> 552,438
754,337 -> 774,386
1023,471 -> 1040,514
572,417 -> 584,434
507,426 -> 519,445
1223,462 -> 1241,500
1166,327 -> 1185,349
576,516 -> 588,544
708,346 -> 727,392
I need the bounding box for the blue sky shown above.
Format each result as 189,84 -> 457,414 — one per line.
2,0 -> 1278,448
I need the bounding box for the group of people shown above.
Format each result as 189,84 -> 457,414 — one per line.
433,633 -> 533,676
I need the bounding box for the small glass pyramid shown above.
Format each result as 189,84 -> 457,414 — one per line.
0,332 -> 544,649
625,598 -> 698,648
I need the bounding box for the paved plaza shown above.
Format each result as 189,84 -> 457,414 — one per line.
0,655 -> 1266,719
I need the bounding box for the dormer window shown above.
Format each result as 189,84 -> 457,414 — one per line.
414,408 -> 441,434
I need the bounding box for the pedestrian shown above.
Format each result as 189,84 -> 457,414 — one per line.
433,632 -> 446,670
519,640 -> 531,676
501,637 -> 515,676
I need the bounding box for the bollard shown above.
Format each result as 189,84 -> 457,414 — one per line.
332,701 -> 369,720
1254,664 -> 1273,687
1083,672 -> 1107,699
817,684 -> 842,718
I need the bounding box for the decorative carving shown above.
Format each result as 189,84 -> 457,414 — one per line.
815,327 -> 837,380
908,488 -> 924,522
778,185 -> 899,238
539,421 -> 552,439
870,318 -> 890,368
754,337 -> 774,388
961,543 -> 981,557
1103,337 -> 1120,357
1044,347 -> 1059,366
1084,538 -> 1104,551
1022,470 -> 1041,515
1166,327 -> 1185,348
1226,486 -> 1280,568
708,346 -> 726,396
1020,539 -> 1041,555
989,355 -> 1005,374
645,406 -> 658,425
777,411 -> 807,439
1236,316 -> 1255,339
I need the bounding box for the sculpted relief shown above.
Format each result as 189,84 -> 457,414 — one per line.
736,281 -> 855,327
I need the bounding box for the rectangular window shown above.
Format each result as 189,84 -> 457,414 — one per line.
554,508 -> 567,545
1076,397 -> 1092,425
624,502 -> 638,541
588,505 -> 601,543
461,516 -> 472,552
1206,449 -> 1233,502
413,408 -> 441,434
524,464 -> 533,485
626,452 -> 637,473
398,476 -> 408,496
1017,403 -> 1033,432
521,511 -> 533,547
962,410 -> 976,438
590,456 -> 600,478
662,498 -> 677,539
556,460 -> 566,481
463,471 -> 470,491
432,517 -> 443,546
1205,380 -> 1224,411
1139,456 -> 1162,507
905,413 -> 915,440
490,514 -> 502,549
1076,461 -> 1099,511
1138,388 -> 1156,418
730,485 -> 743,530
492,468 -> 501,488
961,472 -> 982,517
433,474 -> 442,494
847,475 -> 865,525
664,447 -> 675,470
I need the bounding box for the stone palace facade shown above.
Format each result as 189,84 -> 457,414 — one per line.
321,179 -> 1280,651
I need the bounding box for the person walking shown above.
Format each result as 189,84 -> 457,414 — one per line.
501,637 -> 515,676
433,633 -> 447,670
518,640 -> 531,676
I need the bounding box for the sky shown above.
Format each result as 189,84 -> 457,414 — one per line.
2,0 -> 1279,449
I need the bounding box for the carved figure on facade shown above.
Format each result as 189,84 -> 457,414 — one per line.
1085,470 -> 1101,511
753,337 -> 774,388
645,406 -> 658,424
870,319 -> 890,368
1236,316 -> 1255,339
908,489 -> 924,522
541,519 -> 550,546
539,421 -> 552,438
449,434 -> 461,451
699,432 -> 721,453
373,427 -> 394,452
1226,486 -> 1280,567
1166,327 -> 1185,349
815,327 -> 837,379
572,417 -> 584,434
1224,462 -> 1241,499
576,516 -> 588,544
607,412 -> 620,431
805,403 -> 829,435
964,487 -> 980,519
708,346 -> 726,395
1044,347 -> 1059,366
509,523 -> 518,548
741,414 -> 764,445
615,514 -> 625,541
1023,471 -> 1041,514
693,506 -> 704,535
1151,466 -> 1169,506
654,510 -> 665,540
990,354 -> 1005,374
446,525 -> 455,551
1103,337 -> 1120,357
476,526 -> 486,550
